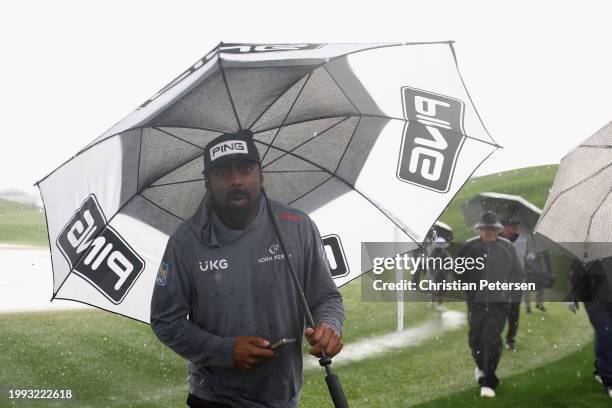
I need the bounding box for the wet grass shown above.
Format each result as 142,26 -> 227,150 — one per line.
0,300 -> 598,407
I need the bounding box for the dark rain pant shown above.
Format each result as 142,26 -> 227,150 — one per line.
524,289 -> 545,306
467,302 -> 509,389
584,302 -> 612,387
506,301 -> 520,342
187,394 -> 233,408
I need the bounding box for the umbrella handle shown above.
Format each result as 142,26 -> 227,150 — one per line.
325,372 -> 349,408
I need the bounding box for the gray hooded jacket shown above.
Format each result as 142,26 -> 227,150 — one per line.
150,196 -> 344,407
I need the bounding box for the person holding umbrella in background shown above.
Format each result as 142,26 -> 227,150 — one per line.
150,130 -> 344,408
499,215 -> 526,351
457,211 -> 525,398
535,119 -> 612,399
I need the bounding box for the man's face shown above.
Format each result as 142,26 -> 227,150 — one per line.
502,224 -> 519,236
479,227 -> 499,242
205,159 -> 263,226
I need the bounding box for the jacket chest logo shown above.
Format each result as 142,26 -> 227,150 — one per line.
199,259 -> 229,272
258,243 -> 291,264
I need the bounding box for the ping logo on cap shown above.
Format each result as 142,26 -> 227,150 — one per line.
210,140 -> 248,161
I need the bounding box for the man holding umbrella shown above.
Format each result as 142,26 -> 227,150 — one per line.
499,215 -> 527,351
150,130 -> 345,407
457,211 -> 525,398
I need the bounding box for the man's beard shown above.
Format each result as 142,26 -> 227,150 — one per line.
213,188 -> 259,227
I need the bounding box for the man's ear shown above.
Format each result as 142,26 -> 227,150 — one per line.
204,176 -> 210,192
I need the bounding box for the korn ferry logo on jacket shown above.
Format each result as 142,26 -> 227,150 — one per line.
56,194 -> 145,304
398,86 -> 466,193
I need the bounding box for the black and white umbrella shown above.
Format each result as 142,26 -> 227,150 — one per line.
426,220 -> 454,242
36,42 -> 499,322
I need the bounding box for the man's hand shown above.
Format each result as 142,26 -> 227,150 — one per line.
233,336 -> 275,372
305,322 -> 343,358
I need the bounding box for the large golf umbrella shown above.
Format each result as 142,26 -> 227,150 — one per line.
461,192 -> 542,231
535,120 -> 612,261
36,42 -> 499,323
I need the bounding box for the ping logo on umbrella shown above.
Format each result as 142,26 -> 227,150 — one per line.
56,194 -> 145,304
322,235 -> 349,279
398,86 -> 466,193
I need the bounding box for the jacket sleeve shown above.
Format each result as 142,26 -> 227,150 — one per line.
302,219 -> 345,336
150,233 -> 235,368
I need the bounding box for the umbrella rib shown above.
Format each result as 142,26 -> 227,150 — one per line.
263,170 -> 326,173
260,72 -> 314,163
139,150 -> 204,193
136,128 -> 144,193
538,162 -> 612,227
36,185 -> 57,302
139,193 -> 186,221
261,116 -> 350,170
287,175 -> 333,206
333,116 -> 362,174
579,145 -> 612,149
586,184 -> 612,242
152,127 -> 206,151
218,57 -> 242,130
150,178 -> 205,188
253,114 -> 355,135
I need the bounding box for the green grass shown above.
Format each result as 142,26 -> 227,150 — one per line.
414,340 -> 609,408
0,303 -> 596,407
0,198 -> 48,247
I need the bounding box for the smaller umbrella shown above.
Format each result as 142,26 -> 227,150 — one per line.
426,220 -> 453,242
461,192 -> 542,232
535,120 -> 612,261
